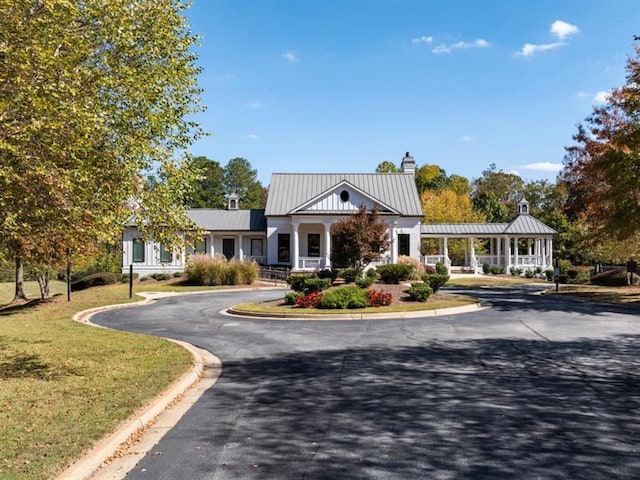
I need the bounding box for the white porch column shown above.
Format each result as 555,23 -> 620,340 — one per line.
470,237 -> 478,274
496,237 -> 501,267
506,237 -> 512,268
527,239 -> 532,256
323,222 -> 332,269
443,237 -> 450,273
292,222 -> 300,270
548,238 -> 553,267
209,233 -> 215,256
514,237 -> 519,268
390,222 -> 398,264
238,234 -> 244,260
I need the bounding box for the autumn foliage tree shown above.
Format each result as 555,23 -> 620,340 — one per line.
331,205 -> 390,270
0,0 -> 204,300
560,38 -> 640,259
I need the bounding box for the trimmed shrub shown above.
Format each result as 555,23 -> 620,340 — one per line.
544,269 -> 554,281
284,291 -> 303,305
317,269 -> 337,281
365,268 -> 378,279
524,269 -> 535,279
303,277 -> 332,292
407,283 -> 432,302
319,286 -> 368,309
71,272 -> 119,291
558,259 -> 572,275
367,289 -> 392,307
286,274 -> 313,292
172,271 -> 183,278
341,268 -> 360,283
435,262 -> 448,275
151,273 -> 171,281
490,266 -> 505,275
535,267 -> 542,274
509,266 -> 523,276
120,273 -> 139,283
355,276 -> 375,288
421,274 -> 450,293
376,263 -> 415,284
296,291 -> 322,308
483,263 -> 491,274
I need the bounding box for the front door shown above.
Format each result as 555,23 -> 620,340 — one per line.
222,238 -> 235,260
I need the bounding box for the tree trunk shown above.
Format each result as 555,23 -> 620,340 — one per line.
37,271 -> 50,300
14,257 -> 28,301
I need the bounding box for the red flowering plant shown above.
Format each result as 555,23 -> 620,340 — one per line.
367,289 -> 392,307
295,291 -> 322,308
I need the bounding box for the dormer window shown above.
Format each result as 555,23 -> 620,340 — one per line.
518,197 -> 530,215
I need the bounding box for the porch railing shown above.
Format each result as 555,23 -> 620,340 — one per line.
297,257 -> 326,271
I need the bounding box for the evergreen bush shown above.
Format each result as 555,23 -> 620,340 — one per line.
407,283 -> 432,302
421,274 -> 450,293
376,264 -> 414,283
319,286 -> 368,309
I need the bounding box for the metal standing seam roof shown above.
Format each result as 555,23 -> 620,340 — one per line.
265,173 -> 423,217
421,214 -> 557,236
186,209 -> 266,231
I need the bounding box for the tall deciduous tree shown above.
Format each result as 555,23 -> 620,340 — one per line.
471,164 -> 524,222
331,205 -> 390,270
0,0 -> 204,300
420,190 -> 484,224
561,39 -> 640,250
415,164 -> 449,194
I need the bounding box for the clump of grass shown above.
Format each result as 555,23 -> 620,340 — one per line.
0,283 -> 193,479
185,254 -> 258,286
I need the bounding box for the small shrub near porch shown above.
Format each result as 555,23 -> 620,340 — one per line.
185,253 -> 258,286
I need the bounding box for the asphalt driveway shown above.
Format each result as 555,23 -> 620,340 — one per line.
93,286 -> 640,479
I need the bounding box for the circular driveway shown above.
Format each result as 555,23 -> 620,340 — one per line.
93,286 -> 640,479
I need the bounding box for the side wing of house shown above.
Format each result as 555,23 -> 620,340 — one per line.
122,209 -> 267,275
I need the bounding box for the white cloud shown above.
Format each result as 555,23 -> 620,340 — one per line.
551,20 -> 579,40
460,135 -> 473,142
242,134 -> 259,141
247,100 -> 265,109
517,20 -> 579,57
283,51 -> 298,63
519,42 -> 564,57
520,162 -> 563,172
575,91 -> 590,98
594,90 -> 610,103
412,35 -> 433,44
432,38 -> 490,54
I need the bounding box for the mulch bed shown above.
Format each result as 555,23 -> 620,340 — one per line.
264,282 -> 451,308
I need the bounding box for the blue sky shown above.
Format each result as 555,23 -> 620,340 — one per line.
185,0 -> 639,186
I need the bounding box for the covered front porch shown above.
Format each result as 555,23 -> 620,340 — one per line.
421,235 -> 554,274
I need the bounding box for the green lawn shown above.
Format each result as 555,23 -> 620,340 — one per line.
447,275 -> 549,287
0,282 -> 194,480
0,280 -> 68,305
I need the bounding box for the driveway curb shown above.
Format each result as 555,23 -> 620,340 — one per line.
225,301 -> 487,320
58,292 -> 223,480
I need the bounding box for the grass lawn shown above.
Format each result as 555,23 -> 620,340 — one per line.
0,280 -> 68,305
548,284 -> 640,304
0,282 -> 194,480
